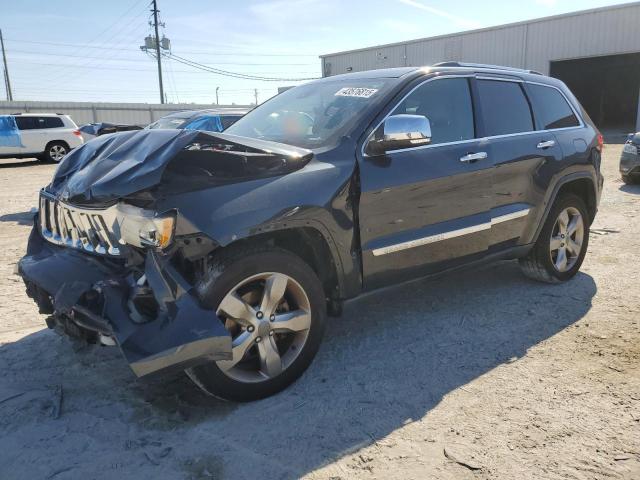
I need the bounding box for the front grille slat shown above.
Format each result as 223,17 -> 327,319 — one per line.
38,193 -> 121,257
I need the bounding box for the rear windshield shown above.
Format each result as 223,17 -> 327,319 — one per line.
226,78 -> 397,149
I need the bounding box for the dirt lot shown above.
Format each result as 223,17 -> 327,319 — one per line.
0,145 -> 638,480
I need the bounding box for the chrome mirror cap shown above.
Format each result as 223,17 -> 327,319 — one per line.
367,114 -> 432,155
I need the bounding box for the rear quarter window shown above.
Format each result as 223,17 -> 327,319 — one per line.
527,83 -> 580,130
477,80 -> 534,136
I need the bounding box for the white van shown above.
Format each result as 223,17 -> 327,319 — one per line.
0,113 -> 84,162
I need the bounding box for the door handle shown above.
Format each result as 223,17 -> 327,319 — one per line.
460,151 -> 488,163
537,140 -> 556,149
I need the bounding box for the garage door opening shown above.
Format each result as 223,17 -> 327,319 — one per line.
550,53 -> 640,132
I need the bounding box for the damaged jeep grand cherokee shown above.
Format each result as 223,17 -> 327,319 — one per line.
19,63 -> 603,401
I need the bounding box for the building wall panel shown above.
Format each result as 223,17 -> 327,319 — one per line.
321,2 -> 640,76
0,101 -> 249,126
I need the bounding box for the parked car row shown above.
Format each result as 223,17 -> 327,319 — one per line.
0,108 -> 249,163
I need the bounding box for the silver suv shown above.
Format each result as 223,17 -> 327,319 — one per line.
0,113 -> 83,162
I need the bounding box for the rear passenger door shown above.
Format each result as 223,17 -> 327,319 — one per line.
475,78 -> 563,251
14,116 -> 44,154
358,76 -> 494,289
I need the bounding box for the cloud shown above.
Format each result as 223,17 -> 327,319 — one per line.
397,0 -> 482,29
534,0 -> 558,6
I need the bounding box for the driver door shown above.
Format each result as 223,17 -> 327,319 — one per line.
358,76 -> 494,289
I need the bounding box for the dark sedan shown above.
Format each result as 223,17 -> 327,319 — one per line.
620,132 -> 640,184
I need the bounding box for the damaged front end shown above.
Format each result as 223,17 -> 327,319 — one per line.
18,128 -> 314,378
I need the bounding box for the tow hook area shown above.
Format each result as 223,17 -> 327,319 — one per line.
18,231 -> 232,378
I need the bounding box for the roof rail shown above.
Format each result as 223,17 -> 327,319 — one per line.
432,61 -> 543,75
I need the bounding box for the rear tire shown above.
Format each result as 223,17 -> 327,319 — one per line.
519,193 -> 589,283
186,248 -> 326,402
43,141 -> 69,163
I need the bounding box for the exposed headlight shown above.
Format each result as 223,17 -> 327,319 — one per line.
117,206 -> 176,249
138,214 -> 176,249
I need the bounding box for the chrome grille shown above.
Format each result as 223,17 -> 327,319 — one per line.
39,192 -> 122,256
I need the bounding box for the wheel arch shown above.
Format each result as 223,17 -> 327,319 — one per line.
44,139 -> 70,151
208,226 -> 346,309
532,172 -> 597,244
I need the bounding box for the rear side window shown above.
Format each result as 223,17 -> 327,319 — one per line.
40,117 -> 64,128
477,80 -> 533,136
527,84 -> 580,130
391,77 -> 474,145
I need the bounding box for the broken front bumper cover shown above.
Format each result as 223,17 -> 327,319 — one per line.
18,227 -> 231,378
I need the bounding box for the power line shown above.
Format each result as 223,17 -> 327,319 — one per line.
9,49 -> 317,66
5,38 -> 317,57
162,52 -> 320,82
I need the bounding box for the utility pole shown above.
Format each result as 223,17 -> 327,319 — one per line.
254,88 -> 258,105
0,29 -> 13,101
151,0 -> 164,104
216,87 -> 220,105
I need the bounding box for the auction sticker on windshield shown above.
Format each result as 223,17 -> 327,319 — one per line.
335,87 -> 378,98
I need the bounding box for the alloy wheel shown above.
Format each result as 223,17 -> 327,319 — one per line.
49,145 -> 67,162
215,272 -> 312,383
549,206 -> 584,272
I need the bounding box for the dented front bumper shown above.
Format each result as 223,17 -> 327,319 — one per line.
18,226 -> 231,378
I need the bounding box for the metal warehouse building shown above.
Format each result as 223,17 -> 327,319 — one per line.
320,2 -> 640,131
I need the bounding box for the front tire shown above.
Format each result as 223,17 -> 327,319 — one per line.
622,174 -> 638,185
519,193 -> 590,283
186,248 -> 326,402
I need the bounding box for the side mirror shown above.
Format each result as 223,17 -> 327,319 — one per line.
366,114 -> 431,156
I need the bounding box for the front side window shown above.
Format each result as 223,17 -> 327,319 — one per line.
527,84 -> 580,130
477,80 -> 533,136
220,115 -> 242,130
147,116 -> 190,129
183,115 -> 223,132
390,77 -> 475,145
226,78 -> 396,149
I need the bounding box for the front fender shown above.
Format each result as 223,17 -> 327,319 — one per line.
158,155 -> 361,299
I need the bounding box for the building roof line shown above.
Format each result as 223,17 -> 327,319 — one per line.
319,1 -> 640,58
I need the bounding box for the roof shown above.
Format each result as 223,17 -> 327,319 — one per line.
161,108 -> 249,119
312,66 -> 420,82
308,63 -> 556,86
320,1 -> 640,58
9,112 -> 68,117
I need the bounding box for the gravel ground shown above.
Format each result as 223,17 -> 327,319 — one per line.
0,145 -> 638,480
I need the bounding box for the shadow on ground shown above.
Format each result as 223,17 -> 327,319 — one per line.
0,211 -> 35,225
0,260 -> 596,479
0,158 -> 40,169
620,182 -> 640,194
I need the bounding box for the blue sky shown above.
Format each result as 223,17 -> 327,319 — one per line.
0,0 -> 630,105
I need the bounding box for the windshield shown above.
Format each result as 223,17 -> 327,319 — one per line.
147,115 -> 190,130
226,78 -> 395,149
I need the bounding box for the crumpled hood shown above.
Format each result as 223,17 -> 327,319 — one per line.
50,129 -> 313,205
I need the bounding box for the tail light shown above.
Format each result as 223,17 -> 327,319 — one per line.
72,130 -> 82,137
596,133 -> 604,152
